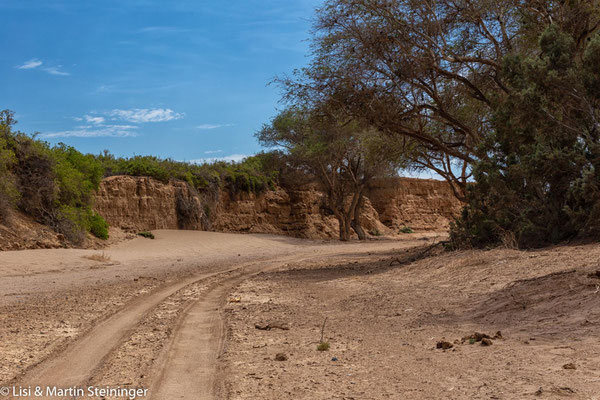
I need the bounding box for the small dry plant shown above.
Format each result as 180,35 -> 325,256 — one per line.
317,317 -> 330,351
84,252 -> 111,262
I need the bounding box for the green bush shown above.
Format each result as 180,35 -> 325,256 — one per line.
317,342 -> 330,351
400,226 -> 414,234
138,231 -> 155,239
89,212 -> 109,240
0,110 -> 109,243
96,152 -> 278,194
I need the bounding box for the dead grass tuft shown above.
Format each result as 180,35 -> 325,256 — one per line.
83,252 -> 111,263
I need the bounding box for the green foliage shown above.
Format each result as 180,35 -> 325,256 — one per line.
399,226 -> 413,234
138,231 -> 155,239
0,111 -> 18,218
89,212 -> 109,240
0,110 -> 108,242
95,152 -> 278,194
317,342 -> 330,351
450,27 -> 600,248
257,107 -> 408,241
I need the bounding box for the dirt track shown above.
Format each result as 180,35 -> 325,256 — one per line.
0,230 -> 427,399
2,231 -> 599,399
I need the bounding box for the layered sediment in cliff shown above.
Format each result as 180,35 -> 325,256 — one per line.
95,176 -> 205,232
367,177 -> 463,232
94,175 -> 462,239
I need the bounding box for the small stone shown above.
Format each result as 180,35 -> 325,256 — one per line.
275,353 -> 287,361
481,338 -> 493,346
562,363 -> 576,370
436,341 -> 453,350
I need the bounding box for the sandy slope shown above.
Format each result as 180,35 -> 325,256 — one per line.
220,244 -> 600,399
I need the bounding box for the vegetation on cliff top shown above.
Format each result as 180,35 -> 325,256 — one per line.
0,110 -> 278,243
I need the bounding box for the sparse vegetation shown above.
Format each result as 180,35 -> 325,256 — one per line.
138,231 -> 155,239
317,341 -> 330,351
83,252 -> 111,262
317,317 -> 330,351
400,227 -> 414,234
96,151 -> 278,194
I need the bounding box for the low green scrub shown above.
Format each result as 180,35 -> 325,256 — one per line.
1,110 -> 107,242
89,212 -> 109,240
96,151 -> 278,194
138,231 -> 155,239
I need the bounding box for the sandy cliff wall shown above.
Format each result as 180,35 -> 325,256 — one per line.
94,175 -> 462,238
211,186 -> 388,239
368,177 -> 462,231
95,176 -> 203,232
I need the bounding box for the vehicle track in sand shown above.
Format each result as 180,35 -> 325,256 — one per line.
11,260 -> 267,398
147,254 -> 322,400
0,231 -> 432,399
8,239 -> 416,400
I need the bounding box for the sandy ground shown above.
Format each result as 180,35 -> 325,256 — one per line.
220,244 -> 600,399
0,230 -> 432,398
1,231 -> 599,399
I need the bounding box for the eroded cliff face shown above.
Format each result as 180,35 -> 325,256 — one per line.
212,185 -> 389,239
94,175 -> 461,239
368,177 -> 463,232
95,176 -> 204,232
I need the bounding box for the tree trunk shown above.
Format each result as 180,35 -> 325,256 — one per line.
350,191 -> 366,240
351,218 -> 367,240
337,214 -> 351,241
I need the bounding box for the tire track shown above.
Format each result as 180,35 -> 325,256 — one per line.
11,261 -> 272,398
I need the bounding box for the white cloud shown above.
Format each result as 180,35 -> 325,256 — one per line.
197,123 -> 234,130
43,66 -> 70,76
204,150 -> 223,154
40,125 -> 138,138
83,115 -> 104,125
108,108 -> 184,123
189,154 -> 249,164
84,115 -> 105,124
16,59 -> 42,69
15,59 -> 70,76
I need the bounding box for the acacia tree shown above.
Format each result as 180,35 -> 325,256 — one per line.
279,0 -> 600,200
257,107 -> 406,241
450,25 -> 600,248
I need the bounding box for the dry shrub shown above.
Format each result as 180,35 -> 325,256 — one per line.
83,252 -> 111,262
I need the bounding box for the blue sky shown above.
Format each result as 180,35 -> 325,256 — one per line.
1,0 -> 322,162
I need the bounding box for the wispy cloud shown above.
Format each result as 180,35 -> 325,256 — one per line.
40,125 -> 139,138
189,154 -> 249,164
16,59 -> 42,69
15,58 -> 70,76
43,66 -> 70,76
85,115 -> 105,124
204,150 -> 223,154
108,108 -> 184,123
196,123 -> 234,130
